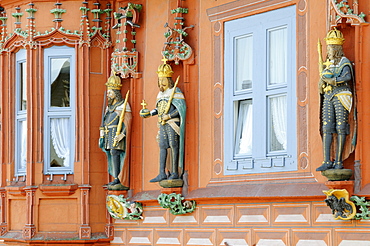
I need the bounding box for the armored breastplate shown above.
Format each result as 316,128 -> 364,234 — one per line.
157,99 -> 168,116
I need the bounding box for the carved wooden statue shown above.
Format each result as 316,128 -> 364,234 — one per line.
316,28 -> 356,172
140,59 -> 186,187
100,73 -> 132,190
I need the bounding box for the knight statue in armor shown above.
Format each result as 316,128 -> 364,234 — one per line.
140,59 -> 186,186
100,73 -> 132,190
316,28 -> 356,172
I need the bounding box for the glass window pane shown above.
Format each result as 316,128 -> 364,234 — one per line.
20,62 -> 27,111
50,58 -> 70,107
269,95 -> 287,152
50,118 -> 70,167
268,27 -> 287,85
235,35 -> 253,91
235,100 -> 253,155
19,120 -> 27,171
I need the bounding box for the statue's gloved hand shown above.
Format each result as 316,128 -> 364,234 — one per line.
114,133 -> 126,143
162,114 -> 171,121
100,129 -> 104,138
321,76 -> 336,86
99,137 -> 105,148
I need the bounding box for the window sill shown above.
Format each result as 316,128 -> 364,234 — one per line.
5,185 -> 26,196
39,184 -> 78,196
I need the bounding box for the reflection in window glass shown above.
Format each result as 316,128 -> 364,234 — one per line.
235,100 -> 253,155
50,58 -> 70,107
269,27 -> 287,85
269,95 -> 287,152
236,35 -> 253,91
20,62 -> 27,111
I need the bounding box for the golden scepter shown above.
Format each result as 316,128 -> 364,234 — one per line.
318,38 -> 324,74
161,76 -> 180,125
113,90 -> 130,147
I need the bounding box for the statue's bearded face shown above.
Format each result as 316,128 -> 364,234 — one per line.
107,89 -> 116,105
158,77 -> 169,92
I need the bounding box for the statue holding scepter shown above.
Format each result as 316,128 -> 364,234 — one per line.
100,73 -> 132,190
316,28 -> 356,172
140,59 -> 186,187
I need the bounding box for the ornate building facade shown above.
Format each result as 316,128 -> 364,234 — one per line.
0,0 -> 370,245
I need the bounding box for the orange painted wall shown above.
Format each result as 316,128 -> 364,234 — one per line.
1,0 -> 370,245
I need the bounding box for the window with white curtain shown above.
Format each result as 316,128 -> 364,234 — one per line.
44,46 -> 75,174
224,6 -> 297,174
15,49 -> 27,176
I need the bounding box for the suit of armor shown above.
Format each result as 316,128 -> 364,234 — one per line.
317,57 -> 353,171
149,87 -> 186,182
100,73 -> 132,188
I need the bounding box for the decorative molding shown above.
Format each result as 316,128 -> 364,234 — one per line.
350,195 -> 370,220
323,189 -> 356,220
79,225 -> 91,239
79,185 -> 91,239
50,1 -> 66,26
4,185 -> 26,196
23,186 -> 37,240
0,189 -> 7,236
111,3 -> 142,78
328,0 -> 367,27
162,2 -> 194,65
39,184 -> 78,196
158,193 -> 196,215
106,195 -> 143,220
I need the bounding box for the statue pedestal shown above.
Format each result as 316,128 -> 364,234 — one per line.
159,179 -> 184,188
321,168 -> 353,181
160,187 -> 183,195
107,189 -> 128,196
104,185 -> 130,197
325,180 -> 354,197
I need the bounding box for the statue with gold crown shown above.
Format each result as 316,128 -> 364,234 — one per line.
140,59 -> 186,187
100,72 -> 132,190
316,28 -> 356,172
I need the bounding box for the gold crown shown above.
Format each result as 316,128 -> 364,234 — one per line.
157,58 -> 174,78
325,28 -> 345,45
105,72 -> 122,90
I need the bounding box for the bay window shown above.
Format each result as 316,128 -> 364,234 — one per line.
44,46 -> 75,174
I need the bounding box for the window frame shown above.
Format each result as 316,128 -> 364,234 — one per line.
224,6 -> 297,175
15,49 -> 27,176
43,46 -> 76,175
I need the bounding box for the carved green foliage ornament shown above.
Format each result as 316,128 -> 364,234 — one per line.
106,195 -> 143,220
351,195 -> 370,220
158,193 -> 196,215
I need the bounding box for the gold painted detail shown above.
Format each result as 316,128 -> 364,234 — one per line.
325,28 -> 345,45
323,189 -> 356,220
157,57 -> 174,78
106,195 -> 143,220
105,72 -> 122,90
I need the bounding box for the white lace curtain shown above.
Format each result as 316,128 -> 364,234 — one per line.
269,27 -> 287,85
20,120 -> 27,170
271,96 -> 287,150
236,35 -> 253,90
50,118 -> 70,167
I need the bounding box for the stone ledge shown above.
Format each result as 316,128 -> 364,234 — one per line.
39,184 -> 78,196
